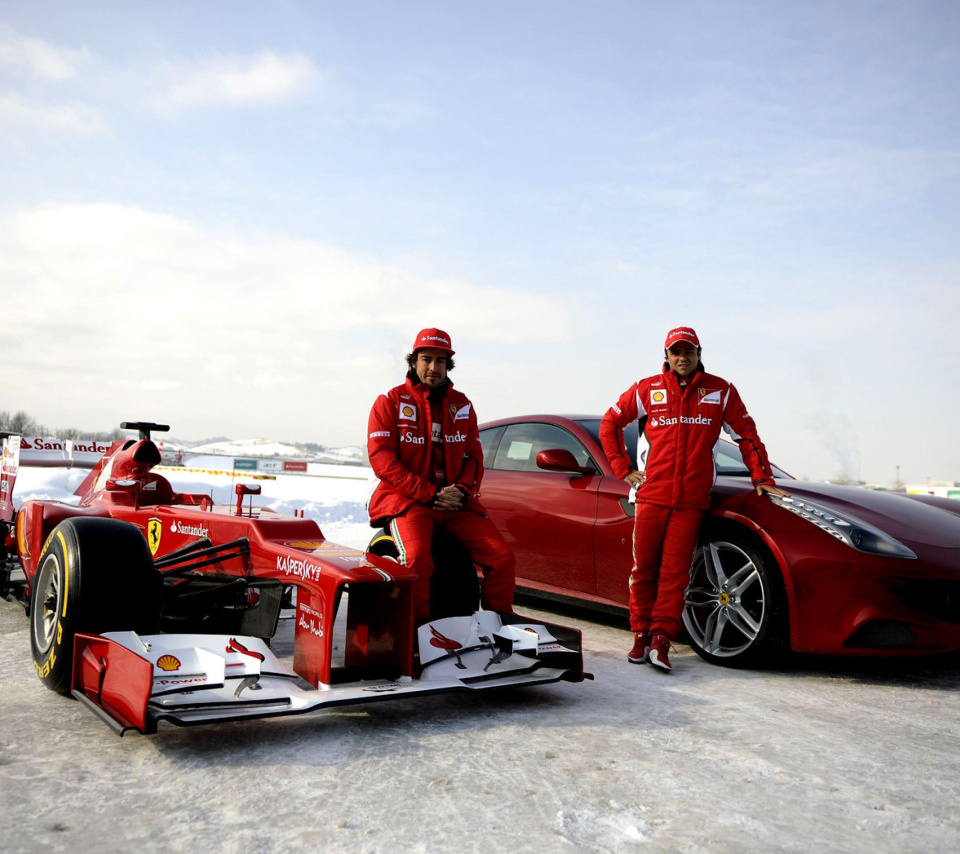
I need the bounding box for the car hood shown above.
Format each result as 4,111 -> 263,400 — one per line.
767,480 -> 960,549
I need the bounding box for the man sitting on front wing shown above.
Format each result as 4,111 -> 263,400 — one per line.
367,328 -> 516,628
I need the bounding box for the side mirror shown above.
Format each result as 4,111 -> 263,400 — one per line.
106,478 -> 141,509
235,483 -> 262,516
536,449 -> 596,476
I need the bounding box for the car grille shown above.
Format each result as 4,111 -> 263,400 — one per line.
887,578 -> 960,625
843,620 -> 917,649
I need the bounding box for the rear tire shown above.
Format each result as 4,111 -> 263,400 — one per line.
682,531 -> 788,668
30,517 -> 162,694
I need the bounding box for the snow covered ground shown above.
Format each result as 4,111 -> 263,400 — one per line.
3,466 -> 960,853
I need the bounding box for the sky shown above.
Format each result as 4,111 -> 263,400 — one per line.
1,1 -> 959,486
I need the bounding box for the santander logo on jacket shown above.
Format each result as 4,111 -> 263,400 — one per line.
600,365 -> 775,510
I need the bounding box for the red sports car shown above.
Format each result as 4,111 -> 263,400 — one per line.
476,415 -> 960,666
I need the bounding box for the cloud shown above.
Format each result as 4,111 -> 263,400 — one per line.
3,204 -> 569,339
0,203 -> 571,441
152,50 -> 323,114
0,94 -> 106,137
0,25 -> 90,80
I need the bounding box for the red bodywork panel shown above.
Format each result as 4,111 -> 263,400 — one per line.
73,633 -> 154,733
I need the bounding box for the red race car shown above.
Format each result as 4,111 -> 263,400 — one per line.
474,414 -> 960,666
0,422 -> 587,734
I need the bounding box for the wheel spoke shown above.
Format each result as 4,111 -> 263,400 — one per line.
685,585 -> 718,607
725,601 -> 761,641
702,605 -> 727,653
702,543 -> 727,589
728,565 -> 759,598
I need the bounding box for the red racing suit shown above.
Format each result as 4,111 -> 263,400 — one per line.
367,374 -> 515,624
599,365 -> 777,638
368,374 -> 483,523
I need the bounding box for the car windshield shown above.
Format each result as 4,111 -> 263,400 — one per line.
576,418 -> 792,479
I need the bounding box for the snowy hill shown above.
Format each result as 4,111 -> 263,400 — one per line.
187,438 -> 305,457
181,437 -> 366,466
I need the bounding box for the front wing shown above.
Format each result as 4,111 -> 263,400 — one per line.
71,612 -> 589,735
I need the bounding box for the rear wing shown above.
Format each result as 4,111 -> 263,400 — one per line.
0,434 -> 113,523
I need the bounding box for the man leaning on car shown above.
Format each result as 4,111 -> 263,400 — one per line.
366,328 -> 516,628
600,326 -> 789,672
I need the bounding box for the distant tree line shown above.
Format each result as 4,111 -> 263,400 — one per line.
0,410 -> 123,442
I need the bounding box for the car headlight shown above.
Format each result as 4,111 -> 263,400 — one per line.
768,494 -> 917,559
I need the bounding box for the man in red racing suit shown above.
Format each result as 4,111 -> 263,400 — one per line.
367,328 -> 515,626
600,326 -> 789,671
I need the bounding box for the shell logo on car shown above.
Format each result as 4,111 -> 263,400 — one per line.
156,655 -> 181,672
285,540 -> 323,551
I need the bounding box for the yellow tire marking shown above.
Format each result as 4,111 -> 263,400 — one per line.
56,530 -> 69,618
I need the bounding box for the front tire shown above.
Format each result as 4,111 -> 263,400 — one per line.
682,531 -> 788,668
30,517 -> 162,694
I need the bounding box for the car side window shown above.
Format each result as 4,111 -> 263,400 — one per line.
478,426 -> 504,467
493,423 -> 593,472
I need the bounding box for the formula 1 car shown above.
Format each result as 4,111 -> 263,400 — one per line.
0,423 -> 587,735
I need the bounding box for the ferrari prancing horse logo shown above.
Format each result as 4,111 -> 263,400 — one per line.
147,518 -> 162,556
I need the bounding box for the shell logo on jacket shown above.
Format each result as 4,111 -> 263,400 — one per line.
600,365 -> 775,510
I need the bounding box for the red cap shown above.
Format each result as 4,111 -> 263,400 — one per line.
664,327 -> 700,350
412,328 -> 455,356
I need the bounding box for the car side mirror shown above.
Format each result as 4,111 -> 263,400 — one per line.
235,483 -> 262,517
536,449 -> 596,475
106,478 -> 141,509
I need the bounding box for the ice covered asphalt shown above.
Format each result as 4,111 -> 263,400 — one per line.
3,464 -> 960,852
3,596 -> 960,854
